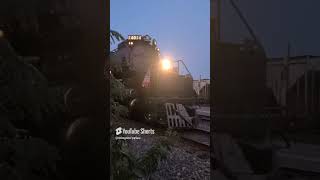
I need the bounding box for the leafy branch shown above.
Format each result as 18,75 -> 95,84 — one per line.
110,30 -> 125,45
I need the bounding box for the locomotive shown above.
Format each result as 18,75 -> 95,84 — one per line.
110,34 -> 199,128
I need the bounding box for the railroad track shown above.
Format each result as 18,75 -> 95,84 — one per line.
181,113 -> 210,148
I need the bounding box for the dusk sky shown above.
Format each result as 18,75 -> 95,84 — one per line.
111,0 -> 210,79
111,1 -> 320,79
220,0 -> 320,58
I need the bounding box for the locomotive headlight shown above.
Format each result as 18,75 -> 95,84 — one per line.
161,59 -> 171,71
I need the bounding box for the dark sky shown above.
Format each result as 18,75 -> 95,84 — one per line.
220,0 -> 320,58
111,0 -> 210,79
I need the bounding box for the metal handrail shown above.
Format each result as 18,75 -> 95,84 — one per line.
176,59 -> 193,79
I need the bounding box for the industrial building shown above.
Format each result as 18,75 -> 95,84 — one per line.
193,79 -> 210,101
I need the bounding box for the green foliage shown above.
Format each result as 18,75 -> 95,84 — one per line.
110,73 -> 131,105
110,72 -> 130,126
0,38 -> 63,179
110,140 -> 139,180
0,38 -> 65,131
135,138 -> 171,178
110,30 -> 125,45
111,88 -> 171,180
0,137 -> 61,180
111,137 -> 171,180
165,128 -> 178,137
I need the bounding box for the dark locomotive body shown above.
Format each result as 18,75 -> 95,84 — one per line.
111,35 -> 197,126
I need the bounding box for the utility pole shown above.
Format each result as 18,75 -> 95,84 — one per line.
311,56 -> 315,114
177,60 -> 180,74
305,56 -> 309,115
217,0 -> 221,41
199,75 -> 202,96
285,42 -> 290,117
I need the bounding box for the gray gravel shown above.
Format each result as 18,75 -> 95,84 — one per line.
127,132 -> 210,180
150,146 -> 210,180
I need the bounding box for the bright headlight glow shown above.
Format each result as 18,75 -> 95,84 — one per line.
161,59 -> 171,71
